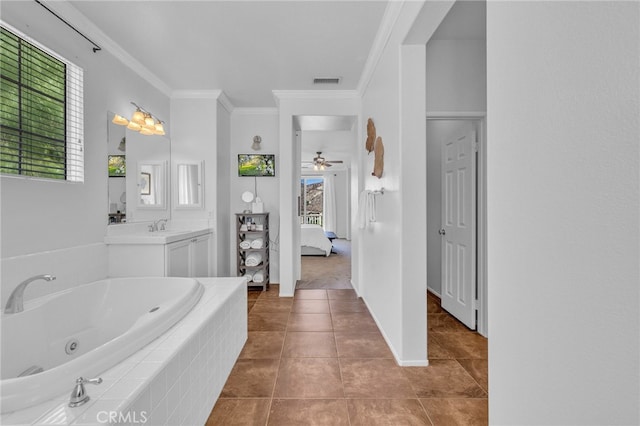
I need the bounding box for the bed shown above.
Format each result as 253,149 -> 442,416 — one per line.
301,224 -> 333,256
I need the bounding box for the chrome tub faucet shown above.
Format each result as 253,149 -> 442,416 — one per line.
4,274 -> 56,314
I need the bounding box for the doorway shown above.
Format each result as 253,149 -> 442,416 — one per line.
427,116 -> 487,336
294,115 -> 356,290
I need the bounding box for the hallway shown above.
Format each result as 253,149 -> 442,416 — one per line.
206,287 -> 488,425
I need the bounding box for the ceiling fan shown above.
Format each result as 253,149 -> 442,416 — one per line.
303,152 -> 343,170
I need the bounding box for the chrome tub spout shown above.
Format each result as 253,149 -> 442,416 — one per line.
4,274 -> 56,314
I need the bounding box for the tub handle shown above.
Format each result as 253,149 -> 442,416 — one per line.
69,376 -> 103,408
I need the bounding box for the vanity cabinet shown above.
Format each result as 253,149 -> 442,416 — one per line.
236,213 -> 270,291
107,230 -> 211,278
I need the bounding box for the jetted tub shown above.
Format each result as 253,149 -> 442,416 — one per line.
0,277 -> 203,414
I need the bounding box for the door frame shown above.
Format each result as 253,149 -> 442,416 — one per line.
427,112 -> 487,337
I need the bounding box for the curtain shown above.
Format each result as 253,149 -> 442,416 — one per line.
323,174 -> 337,233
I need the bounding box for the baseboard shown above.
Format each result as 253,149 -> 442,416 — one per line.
427,287 -> 441,298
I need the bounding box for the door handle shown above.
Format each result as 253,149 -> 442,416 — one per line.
438,229 -> 446,235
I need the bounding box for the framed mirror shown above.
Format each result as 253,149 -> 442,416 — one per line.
176,161 -> 203,209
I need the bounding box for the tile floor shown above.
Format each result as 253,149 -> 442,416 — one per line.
206,286 -> 488,425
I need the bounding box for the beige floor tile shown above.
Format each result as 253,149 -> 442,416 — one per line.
347,399 -> 432,426
340,358 -> 416,399
239,331 -> 285,359
274,358 -> 344,398
268,399 -> 350,426
282,332 -> 337,358
206,399 -> 270,426
403,360 -> 487,398
421,398 -> 488,426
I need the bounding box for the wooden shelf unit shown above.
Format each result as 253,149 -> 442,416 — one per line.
235,212 -> 270,291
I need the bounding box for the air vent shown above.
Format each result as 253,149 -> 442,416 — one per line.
313,77 -> 341,85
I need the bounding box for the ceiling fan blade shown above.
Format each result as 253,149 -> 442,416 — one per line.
326,160 -> 343,163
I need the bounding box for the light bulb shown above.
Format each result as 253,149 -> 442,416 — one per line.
140,127 -> 154,135
112,114 -> 129,126
154,122 -> 165,135
144,114 -> 155,127
127,121 -> 141,131
131,110 -> 145,125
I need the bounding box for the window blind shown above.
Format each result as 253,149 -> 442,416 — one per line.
0,24 -> 84,182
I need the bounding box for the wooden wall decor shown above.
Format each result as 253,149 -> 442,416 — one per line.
366,118 -> 376,153
372,136 -> 384,178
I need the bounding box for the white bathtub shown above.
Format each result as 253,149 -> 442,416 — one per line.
0,277 -> 203,414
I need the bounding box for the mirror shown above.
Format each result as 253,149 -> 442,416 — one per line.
137,161 -> 167,209
107,111 -> 171,224
107,113 -> 127,224
176,162 -> 203,209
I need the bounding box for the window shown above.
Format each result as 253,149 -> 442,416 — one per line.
300,177 -> 324,226
0,24 -> 83,182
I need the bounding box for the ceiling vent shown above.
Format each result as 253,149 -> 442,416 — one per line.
313,77 -> 341,85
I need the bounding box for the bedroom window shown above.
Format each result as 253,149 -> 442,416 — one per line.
0,24 -> 84,182
300,177 -> 324,226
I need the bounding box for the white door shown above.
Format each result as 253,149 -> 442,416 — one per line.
441,124 -> 477,329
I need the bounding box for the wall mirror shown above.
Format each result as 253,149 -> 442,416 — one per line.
107,112 -> 127,224
137,161 -> 167,209
176,162 -> 203,209
107,111 -> 171,224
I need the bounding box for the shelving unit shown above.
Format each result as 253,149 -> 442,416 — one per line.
235,212 -> 270,291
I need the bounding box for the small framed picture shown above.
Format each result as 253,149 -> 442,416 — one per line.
108,155 -> 126,177
140,172 -> 151,195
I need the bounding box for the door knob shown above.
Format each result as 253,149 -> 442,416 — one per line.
438,229 -> 446,235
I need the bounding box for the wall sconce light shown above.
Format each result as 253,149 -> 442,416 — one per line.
251,135 -> 262,151
112,102 -> 166,136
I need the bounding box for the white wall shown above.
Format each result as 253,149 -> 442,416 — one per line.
426,39 -> 486,113
487,2 -> 640,424
358,1 -> 435,365
229,109 -> 280,283
0,3 -> 169,304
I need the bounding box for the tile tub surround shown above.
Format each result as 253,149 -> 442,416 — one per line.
0,277 -> 247,426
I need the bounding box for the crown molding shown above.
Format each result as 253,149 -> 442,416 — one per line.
41,0 -> 172,97
232,107 -> 279,116
356,0 -> 405,96
272,90 -> 360,107
171,90 -> 223,99
171,90 -> 235,113
217,92 -> 235,113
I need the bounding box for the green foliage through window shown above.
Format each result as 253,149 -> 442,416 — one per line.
1,25 -> 83,181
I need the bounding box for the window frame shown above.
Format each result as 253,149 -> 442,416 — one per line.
0,22 -> 84,183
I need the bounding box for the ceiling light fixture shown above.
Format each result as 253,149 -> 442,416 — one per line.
112,102 -> 166,136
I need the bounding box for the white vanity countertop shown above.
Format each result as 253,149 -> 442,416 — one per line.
104,228 -> 212,245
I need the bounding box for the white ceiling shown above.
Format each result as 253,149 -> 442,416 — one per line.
68,0 -> 388,108
9,0 -> 484,168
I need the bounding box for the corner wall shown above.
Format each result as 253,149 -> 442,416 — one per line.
487,2 -> 640,424
358,1 -> 434,365
229,109 -> 280,283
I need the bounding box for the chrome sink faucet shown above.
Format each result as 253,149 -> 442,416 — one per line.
4,274 -> 56,314
149,219 -> 168,232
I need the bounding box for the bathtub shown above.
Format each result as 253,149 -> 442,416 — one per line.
0,276 -> 203,414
